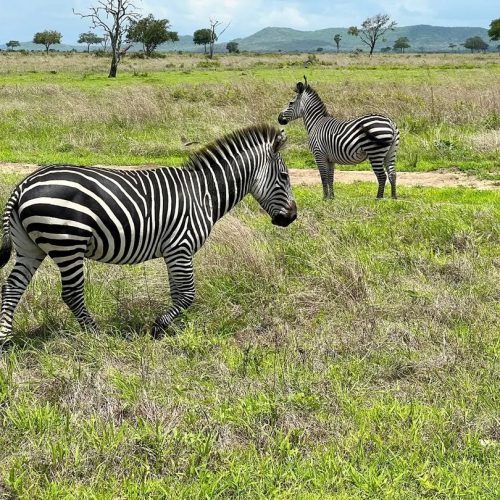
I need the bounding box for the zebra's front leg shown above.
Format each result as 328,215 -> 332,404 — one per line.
316,155 -> 334,200
152,251 -> 195,338
1,253 -> 45,346
52,252 -> 97,332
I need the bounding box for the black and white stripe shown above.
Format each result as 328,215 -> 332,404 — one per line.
0,125 -> 297,342
278,77 -> 399,199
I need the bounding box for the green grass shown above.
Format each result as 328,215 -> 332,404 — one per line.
0,172 -> 499,497
0,52 -> 498,177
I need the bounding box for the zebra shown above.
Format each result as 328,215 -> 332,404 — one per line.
278,77 -> 399,199
0,125 -> 297,345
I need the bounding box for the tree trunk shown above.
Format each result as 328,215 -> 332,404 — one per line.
109,50 -> 119,78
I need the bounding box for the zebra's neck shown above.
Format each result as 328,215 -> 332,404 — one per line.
193,154 -> 255,224
302,89 -> 329,134
185,135 -> 267,225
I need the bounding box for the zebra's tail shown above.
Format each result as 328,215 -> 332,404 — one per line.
384,122 -> 399,168
0,189 -> 19,269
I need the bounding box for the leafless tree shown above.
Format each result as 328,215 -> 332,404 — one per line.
74,0 -> 140,77
208,18 -> 230,59
348,14 -> 397,56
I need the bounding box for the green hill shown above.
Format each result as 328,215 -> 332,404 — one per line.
231,25 -> 491,53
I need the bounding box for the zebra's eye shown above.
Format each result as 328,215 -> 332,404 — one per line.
279,171 -> 289,180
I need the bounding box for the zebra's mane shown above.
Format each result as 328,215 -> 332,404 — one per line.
304,86 -> 329,116
184,124 -> 280,172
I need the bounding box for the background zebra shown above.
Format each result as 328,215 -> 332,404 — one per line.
0,125 -> 297,344
278,77 -> 400,199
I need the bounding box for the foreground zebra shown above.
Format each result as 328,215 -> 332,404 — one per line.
0,125 -> 297,344
278,77 -> 399,199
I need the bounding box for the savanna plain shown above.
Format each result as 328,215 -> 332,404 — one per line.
0,51 -> 499,497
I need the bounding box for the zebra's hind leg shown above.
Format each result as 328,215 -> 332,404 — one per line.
370,159 -> 387,199
388,168 -> 397,199
1,252 -> 46,346
50,251 -> 97,332
152,250 -> 195,338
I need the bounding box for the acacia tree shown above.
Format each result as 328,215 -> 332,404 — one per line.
464,36 -> 488,53
127,14 -> 178,57
393,36 -> 410,53
33,30 -> 62,53
78,32 -> 104,52
348,14 -> 397,56
488,18 -> 500,41
74,0 -> 140,78
333,34 -> 341,53
193,28 -> 211,53
6,40 -> 20,50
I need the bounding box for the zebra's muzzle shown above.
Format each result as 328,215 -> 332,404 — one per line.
272,201 -> 297,227
278,113 -> 288,125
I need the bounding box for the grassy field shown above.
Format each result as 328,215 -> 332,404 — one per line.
0,52 -> 499,178
0,169 -> 499,496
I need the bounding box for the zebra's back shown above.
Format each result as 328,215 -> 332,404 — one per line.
311,114 -> 398,164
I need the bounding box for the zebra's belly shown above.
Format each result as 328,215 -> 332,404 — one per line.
329,148 -> 367,165
85,232 -> 165,265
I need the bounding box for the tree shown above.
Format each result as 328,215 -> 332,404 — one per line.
6,40 -> 20,50
449,43 -> 457,52
127,14 -> 178,57
226,41 -> 239,53
488,18 -> 500,41
333,34 -> 341,53
207,18 -> 230,59
33,30 -> 62,54
380,46 -> 392,53
74,0 -> 140,78
393,36 -> 410,53
78,32 -> 104,53
193,28 -> 211,53
348,14 -> 397,56
464,36 -> 489,53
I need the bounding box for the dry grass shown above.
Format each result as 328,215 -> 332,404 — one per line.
1,51 -> 498,74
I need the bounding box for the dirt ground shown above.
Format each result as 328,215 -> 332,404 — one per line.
0,162 -> 498,190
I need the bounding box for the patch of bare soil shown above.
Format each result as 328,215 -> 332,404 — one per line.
291,169 -> 499,190
0,163 -> 498,190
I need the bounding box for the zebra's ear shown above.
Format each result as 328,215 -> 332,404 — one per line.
295,82 -> 304,93
303,75 -> 308,88
272,129 -> 288,153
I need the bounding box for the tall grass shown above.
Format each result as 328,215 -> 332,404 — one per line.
0,52 -> 498,177
0,172 -> 498,497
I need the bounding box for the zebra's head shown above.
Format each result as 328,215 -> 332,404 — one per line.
278,76 -> 309,125
251,129 -> 297,227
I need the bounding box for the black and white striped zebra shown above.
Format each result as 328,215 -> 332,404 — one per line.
278,77 -> 399,199
0,125 -> 297,344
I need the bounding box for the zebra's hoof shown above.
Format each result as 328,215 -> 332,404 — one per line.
151,322 -> 177,339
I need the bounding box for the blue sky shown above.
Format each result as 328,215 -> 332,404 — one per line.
0,0 -> 496,44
